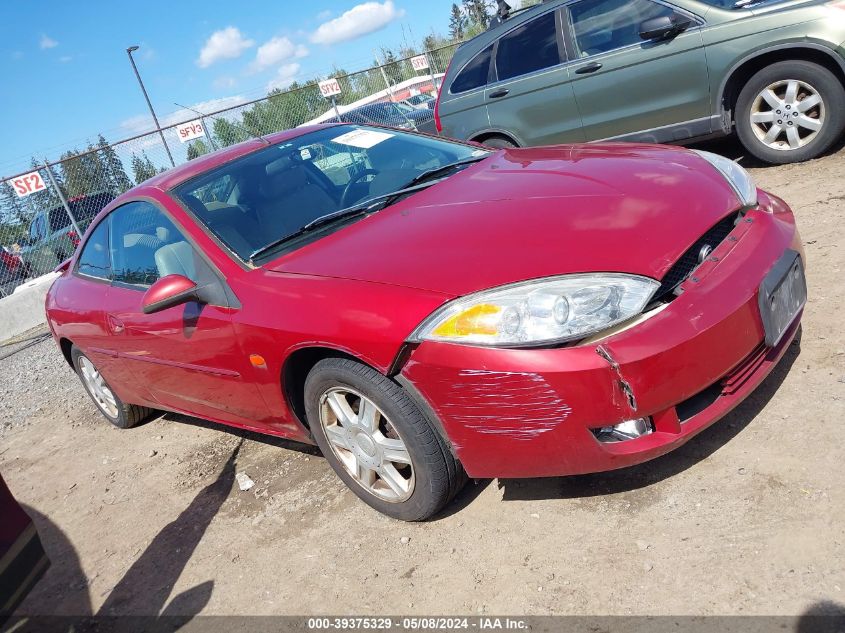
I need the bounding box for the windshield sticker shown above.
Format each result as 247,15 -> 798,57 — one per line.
300,148 -> 312,160
332,129 -> 394,149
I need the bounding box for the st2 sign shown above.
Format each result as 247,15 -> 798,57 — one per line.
176,120 -> 206,143
318,78 -> 342,99
10,171 -> 47,198
411,55 -> 430,72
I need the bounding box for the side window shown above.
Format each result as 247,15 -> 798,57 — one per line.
29,215 -> 45,242
450,44 -> 493,94
48,209 -> 69,233
495,12 -> 562,81
77,219 -> 111,280
568,0 -> 675,58
108,201 -> 205,288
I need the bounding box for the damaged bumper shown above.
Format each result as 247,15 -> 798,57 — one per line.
400,194 -> 805,479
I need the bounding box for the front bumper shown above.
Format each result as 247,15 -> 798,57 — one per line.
400,193 -> 804,479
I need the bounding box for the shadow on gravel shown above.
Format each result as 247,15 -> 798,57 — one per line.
796,600 -> 845,633
498,333 -> 801,503
15,440 -> 244,626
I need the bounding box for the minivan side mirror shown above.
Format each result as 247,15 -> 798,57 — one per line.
142,274 -> 201,314
640,15 -> 692,41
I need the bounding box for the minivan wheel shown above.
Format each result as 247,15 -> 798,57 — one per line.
304,358 -> 466,521
71,346 -> 152,429
735,61 -> 845,164
480,135 -> 517,149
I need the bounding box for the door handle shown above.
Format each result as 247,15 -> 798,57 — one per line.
575,62 -> 603,75
488,89 -> 510,99
107,314 -> 124,335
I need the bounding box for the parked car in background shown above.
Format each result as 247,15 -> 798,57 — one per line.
0,247 -> 25,293
330,102 -> 437,134
20,192 -> 115,276
403,94 -> 436,110
0,474 -> 49,624
47,124 -> 804,520
435,0 -> 845,164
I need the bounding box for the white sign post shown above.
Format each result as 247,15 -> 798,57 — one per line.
10,171 -> 47,198
318,78 -> 342,98
319,78 -> 343,122
176,119 -> 207,143
411,55 -> 430,72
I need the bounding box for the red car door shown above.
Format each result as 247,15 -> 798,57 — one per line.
99,201 -> 270,428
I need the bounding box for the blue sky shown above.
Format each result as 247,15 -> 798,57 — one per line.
0,0 -> 461,177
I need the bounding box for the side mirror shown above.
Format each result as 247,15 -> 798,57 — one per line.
640,15 -> 691,41
142,274 -> 201,314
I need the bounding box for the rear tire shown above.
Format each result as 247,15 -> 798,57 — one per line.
480,135 -> 517,149
305,357 -> 466,521
71,346 -> 153,429
735,61 -> 845,164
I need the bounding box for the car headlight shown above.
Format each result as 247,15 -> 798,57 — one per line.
408,274 -> 660,348
693,150 -> 757,207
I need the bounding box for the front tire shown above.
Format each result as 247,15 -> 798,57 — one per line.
304,358 -> 465,521
735,61 -> 845,164
71,346 -> 152,429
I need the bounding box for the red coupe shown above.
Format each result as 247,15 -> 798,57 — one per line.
45,125 -> 806,520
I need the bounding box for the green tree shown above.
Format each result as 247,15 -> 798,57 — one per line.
463,0 -> 493,32
97,135 -> 133,194
449,4 -> 466,41
186,139 -> 211,161
130,153 -> 158,184
212,118 -> 250,148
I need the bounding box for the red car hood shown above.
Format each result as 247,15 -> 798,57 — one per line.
266,144 -> 742,298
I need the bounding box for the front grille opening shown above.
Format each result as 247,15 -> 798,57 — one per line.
652,212 -> 742,304
676,382 -> 723,423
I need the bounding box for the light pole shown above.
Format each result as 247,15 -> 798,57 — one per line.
126,45 -> 176,168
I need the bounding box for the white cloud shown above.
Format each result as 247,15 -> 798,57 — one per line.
197,27 -> 254,68
310,1 -> 405,45
120,96 -> 249,134
266,63 -> 302,92
39,34 -> 58,49
213,75 -> 238,90
251,37 -> 308,73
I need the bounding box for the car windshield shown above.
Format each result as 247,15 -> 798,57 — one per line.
172,125 -> 490,263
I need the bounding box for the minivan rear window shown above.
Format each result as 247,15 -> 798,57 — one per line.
450,44 -> 493,94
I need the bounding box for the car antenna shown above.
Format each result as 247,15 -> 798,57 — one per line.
173,102 -> 272,146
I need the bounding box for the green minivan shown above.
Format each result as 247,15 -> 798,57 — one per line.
434,0 -> 845,164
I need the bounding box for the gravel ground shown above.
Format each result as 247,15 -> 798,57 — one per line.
1,137 -> 843,618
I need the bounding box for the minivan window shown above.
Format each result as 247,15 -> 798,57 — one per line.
569,0 -> 675,58
495,12 -> 561,81
450,44 -> 493,94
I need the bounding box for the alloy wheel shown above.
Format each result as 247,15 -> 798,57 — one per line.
750,79 -> 825,151
319,387 -> 415,503
79,356 -> 119,418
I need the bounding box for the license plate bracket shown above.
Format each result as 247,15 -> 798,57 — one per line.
758,249 -> 806,347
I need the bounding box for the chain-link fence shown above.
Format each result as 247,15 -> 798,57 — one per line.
0,42 -> 460,297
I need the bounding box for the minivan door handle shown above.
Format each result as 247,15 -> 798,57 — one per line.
488,89 -> 510,99
575,62 -> 603,75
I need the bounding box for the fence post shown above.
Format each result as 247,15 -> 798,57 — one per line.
423,50 -> 438,93
376,56 -> 415,130
201,115 -> 218,151
41,160 -> 81,236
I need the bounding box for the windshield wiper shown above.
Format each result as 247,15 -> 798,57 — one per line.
248,178 -> 449,262
399,154 -> 489,191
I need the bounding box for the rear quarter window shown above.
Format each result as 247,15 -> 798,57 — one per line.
449,44 -> 494,94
